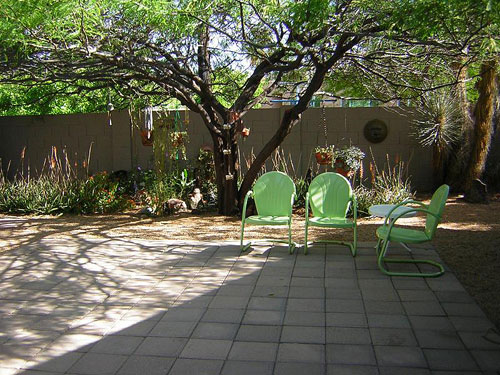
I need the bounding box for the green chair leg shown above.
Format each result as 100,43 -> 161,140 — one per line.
241,219 -> 295,253
240,220 -> 251,252
342,239 -> 356,257
288,222 -> 295,254
375,238 -> 382,257
303,218 -> 356,257
240,219 -> 245,251
305,239 -> 355,256
351,224 -> 357,257
304,222 -> 309,255
377,239 -> 445,278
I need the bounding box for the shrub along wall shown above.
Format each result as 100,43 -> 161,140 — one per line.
0,106 -> 434,191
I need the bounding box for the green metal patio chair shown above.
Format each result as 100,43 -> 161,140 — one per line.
375,184 -> 450,277
304,172 -> 357,256
240,171 -> 296,253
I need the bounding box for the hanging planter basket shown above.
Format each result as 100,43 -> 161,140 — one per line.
314,145 -> 334,165
333,159 -> 353,177
315,151 -> 333,165
332,146 -> 365,178
141,130 -> 153,146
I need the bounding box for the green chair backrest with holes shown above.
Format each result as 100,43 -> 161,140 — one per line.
308,172 -> 353,218
425,184 -> 450,239
304,172 -> 357,256
240,171 -> 296,253
253,171 -> 296,217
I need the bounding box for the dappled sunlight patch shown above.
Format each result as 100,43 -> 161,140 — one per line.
439,222 -> 496,232
0,239 -> 260,372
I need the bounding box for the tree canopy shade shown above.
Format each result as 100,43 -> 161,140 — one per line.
0,82 -> 117,115
1,0 -> 497,214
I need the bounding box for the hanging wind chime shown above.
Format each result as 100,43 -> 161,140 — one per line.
223,111 -> 249,181
145,106 -> 153,138
140,105 -> 154,147
222,113 -> 234,181
107,90 -> 114,126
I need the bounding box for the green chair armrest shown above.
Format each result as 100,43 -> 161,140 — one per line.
383,207 -> 442,239
383,200 -> 429,227
404,200 -> 428,207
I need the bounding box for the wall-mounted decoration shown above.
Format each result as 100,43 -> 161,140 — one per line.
363,119 -> 388,143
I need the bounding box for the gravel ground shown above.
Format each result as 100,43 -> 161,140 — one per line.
1,194 -> 499,328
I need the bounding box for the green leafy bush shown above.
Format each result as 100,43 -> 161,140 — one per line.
0,172 -> 132,215
0,177 -> 75,214
293,177 -> 309,208
139,176 -> 176,216
0,145 -> 212,216
172,169 -> 195,201
73,172 -> 133,214
354,156 -> 413,216
129,168 -> 197,215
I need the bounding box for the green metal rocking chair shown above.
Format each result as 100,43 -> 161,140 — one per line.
304,172 -> 357,256
240,171 -> 296,254
375,184 -> 450,277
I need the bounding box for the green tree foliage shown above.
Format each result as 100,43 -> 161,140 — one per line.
323,0 -> 498,102
1,0 -> 496,213
0,83 -> 111,115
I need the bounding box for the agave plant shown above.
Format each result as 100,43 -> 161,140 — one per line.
412,88 -> 463,183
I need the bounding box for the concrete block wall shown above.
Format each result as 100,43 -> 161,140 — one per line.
0,111 -> 131,178
0,106 -> 433,191
185,106 -> 432,191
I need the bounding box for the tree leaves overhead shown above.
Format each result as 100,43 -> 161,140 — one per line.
0,0 -> 497,114
2,0 -> 498,215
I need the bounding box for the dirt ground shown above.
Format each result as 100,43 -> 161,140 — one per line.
1,195 -> 499,329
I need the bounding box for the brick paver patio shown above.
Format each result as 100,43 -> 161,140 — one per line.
1,231 -> 499,374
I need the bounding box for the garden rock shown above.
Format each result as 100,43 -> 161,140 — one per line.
139,206 -> 155,217
189,188 -> 204,210
168,198 -> 188,213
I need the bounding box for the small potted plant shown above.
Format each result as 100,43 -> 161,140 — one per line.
314,145 -> 334,165
332,145 -> 365,177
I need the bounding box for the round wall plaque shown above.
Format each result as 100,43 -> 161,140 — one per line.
364,119 -> 388,143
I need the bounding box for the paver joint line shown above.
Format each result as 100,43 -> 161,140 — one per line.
0,240 -> 498,374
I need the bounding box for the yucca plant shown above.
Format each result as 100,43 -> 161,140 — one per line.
412,88 -> 462,184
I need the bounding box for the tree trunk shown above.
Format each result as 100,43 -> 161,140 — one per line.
237,106 -> 303,206
237,64 -> 330,208
211,130 -> 239,215
483,73 -> 500,189
464,59 -> 498,202
432,143 -> 445,186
